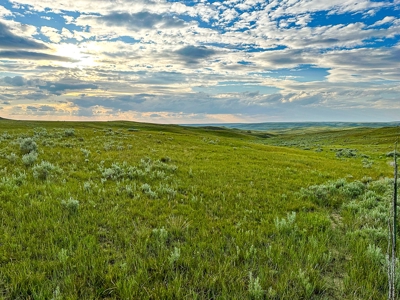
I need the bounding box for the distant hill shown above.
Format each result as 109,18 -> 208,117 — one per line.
185,122 -> 400,132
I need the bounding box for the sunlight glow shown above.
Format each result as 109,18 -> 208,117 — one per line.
54,43 -> 97,68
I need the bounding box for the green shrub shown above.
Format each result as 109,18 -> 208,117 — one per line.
6,152 -> 18,164
64,128 -> 75,137
248,272 -> 263,299
20,138 -> 38,154
32,161 -> 62,180
61,198 -> 80,214
22,152 -> 38,166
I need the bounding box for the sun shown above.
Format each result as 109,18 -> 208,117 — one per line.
54,43 -> 97,68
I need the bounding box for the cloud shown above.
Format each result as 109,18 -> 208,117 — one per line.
4,75 -> 26,86
176,45 -> 216,64
72,94 -> 149,111
0,5 -> 13,17
25,92 -> 50,100
259,49 -> 314,66
370,16 -> 396,27
0,50 -> 77,61
94,11 -> 186,30
39,82 -> 98,95
26,105 -> 56,112
41,26 -> 61,43
2,76 -> 99,96
0,21 -> 48,49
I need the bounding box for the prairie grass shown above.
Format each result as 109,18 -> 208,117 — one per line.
0,119 -> 398,299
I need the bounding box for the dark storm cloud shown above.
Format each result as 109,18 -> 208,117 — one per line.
0,50 -> 77,62
0,22 -> 48,50
95,12 -> 186,30
176,46 -> 216,64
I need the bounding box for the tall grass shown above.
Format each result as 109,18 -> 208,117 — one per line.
0,120 -> 397,299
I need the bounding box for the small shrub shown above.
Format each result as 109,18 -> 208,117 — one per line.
22,152 -> 38,166
101,163 -> 125,180
386,150 -> 397,157
64,128 -> 75,137
61,197 -> 80,214
13,171 -> 27,186
83,181 -> 91,192
342,181 -> 365,198
80,148 -> 91,158
104,143 -> 113,151
125,185 -> 135,197
1,132 -> 12,140
157,184 -> 176,199
298,269 -> 314,298
34,127 -> 47,137
366,244 -> 385,266
336,148 -> 357,158
57,248 -> 69,263
141,183 -> 151,192
169,247 -> 181,265
245,244 -> 257,260
362,158 -> 373,168
51,286 -> 62,300
33,161 -> 62,180
152,227 -> 168,243
42,139 -> 55,147
6,152 -> 18,164
126,166 -> 146,179
20,138 -> 38,154
274,211 -> 297,233
0,172 -> 27,190
141,183 -> 158,199
248,272 -> 263,299
153,170 -> 167,180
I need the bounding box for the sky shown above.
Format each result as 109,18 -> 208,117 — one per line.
0,0 -> 399,123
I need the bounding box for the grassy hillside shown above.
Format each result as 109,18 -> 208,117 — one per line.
0,120 -> 398,299
187,122 -> 400,133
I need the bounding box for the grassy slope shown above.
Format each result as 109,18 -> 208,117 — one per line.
0,120 -> 398,299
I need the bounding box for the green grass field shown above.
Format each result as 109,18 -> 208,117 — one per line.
0,119 -> 399,299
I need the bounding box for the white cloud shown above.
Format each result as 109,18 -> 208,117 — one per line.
41,26 -> 61,43
370,16 -> 396,27
0,5 -> 13,17
61,27 -> 73,39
